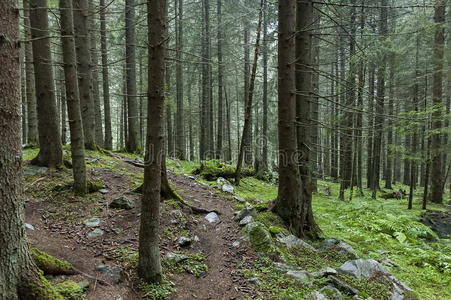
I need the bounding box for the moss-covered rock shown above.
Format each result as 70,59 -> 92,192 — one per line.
192,160 -> 255,181
54,280 -> 85,299
87,180 -> 103,193
243,222 -> 278,255
30,248 -> 76,275
19,270 -> 64,300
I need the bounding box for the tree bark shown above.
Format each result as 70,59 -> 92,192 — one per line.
29,0 -> 63,168
430,0 -> 446,203
89,1 -> 104,148
73,0 -> 96,150
59,0 -> 88,195
215,0 -> 224,160
235,0 -> 263,184
175,0 -> 186,160
371,0 -> 388,198
0,2 -> 63,298
138,0 -> 166,283
23,0 -> 38,145
261,0 -> 269,171
100,0 -> 113,150
126,0 -> 140,153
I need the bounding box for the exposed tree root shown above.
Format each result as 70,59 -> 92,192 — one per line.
30,248 -> 77,276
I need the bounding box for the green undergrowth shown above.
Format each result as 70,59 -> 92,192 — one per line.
54,280 -> 85,300
183,159 -> 449,299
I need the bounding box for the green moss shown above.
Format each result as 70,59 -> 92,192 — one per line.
268,226 -> 286,235
192,160 -> 255,180
87,180 -> 103,193
19,270 -> 64,300
338,274 -> 391,300
54,280 -> 85,299
138,279 -> 176,300
30,248 -> 75,275
163,252 -> 208,278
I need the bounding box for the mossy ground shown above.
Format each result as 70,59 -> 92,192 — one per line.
173,159 -> 450,299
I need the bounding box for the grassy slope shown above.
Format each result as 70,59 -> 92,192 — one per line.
167,159 -> 450,299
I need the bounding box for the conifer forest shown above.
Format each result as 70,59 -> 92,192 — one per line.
1,0 -> 451,299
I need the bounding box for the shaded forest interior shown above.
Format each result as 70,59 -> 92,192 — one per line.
0,0 -> 450,299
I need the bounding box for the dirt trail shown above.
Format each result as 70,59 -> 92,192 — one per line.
25,159 -> 260,300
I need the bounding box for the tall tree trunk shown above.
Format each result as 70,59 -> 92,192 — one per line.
125,0 -> 140,153
295,0 -> 320,237
90,1 -> 104,148
235,0 -> 263,184
273,0 -> 319,239
175,0 -> 186,159
0,2 -> 63,298
138,0 -> 166,283
242,0 -> 253,166
366,62 -> 376,188
73,0 -> 96,150
261,0 -> 269,171
29,0 -> 63,167
59,66 -> 67,145
340,3 -> 356,194
200,0 -> 212,160
430,0 -> 446,204
59,0 -> 87,195
384,53 -> 395,189
371,0 -> 388,199
100,0 -> 113,150
216,0 -> 224,160
23,0 -> 38,145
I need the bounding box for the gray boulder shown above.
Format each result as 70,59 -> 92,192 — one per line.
109,196 -> 134,210
321,238 -> 359,258
337,259 -> 388,279
87,228 -> 104,238
95,264 -> 123,284
276,234 -> 317,251
338,259 -> 413,300
165,252 -> 189,263
235,204 -> 257,221
205,212 -> 220,223
242,222 -> 275,254
239,215 -> 254,226
24,166 -> 48,176
311,267 -> 337,278
273,262 -> 299,273
83,217 -> 101,227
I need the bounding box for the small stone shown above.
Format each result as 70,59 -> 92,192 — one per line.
232,241 -> 240,247
77,280 -> 90,290
338,259 -> 389,279
222,184 -> 234,194
83,217 -> 101,227
25,223 -> 35,230
311,267 -> 337,278
205,212 -> 220,223
235,204 -> 257,221
277,234 -> 317,251
95,265 -> 123,284
99,188 -> 109,194
187,175 -> 196,180
248,277 -> 260,285
285,270 -> 311,281
377,249 -> 390,255
165,252 -> 189,263
87,229 -> 105,238
254,198 -> 264,204
321,238 -> 359,258
109,196 -> 134,210
379,258 -> 398,267
239,215 -> 253,226
177,236 -> 192,247
273,262 -> 299,273
233,196 -> 246,202
193,235 -> 200,242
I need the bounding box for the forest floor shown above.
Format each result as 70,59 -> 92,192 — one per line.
22,148 -> 450,300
